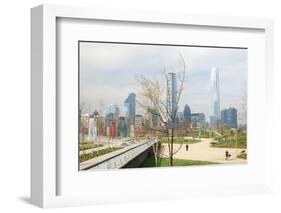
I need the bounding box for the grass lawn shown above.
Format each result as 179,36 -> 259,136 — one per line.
237,152 -> 247,159
186,131 -> 211,138
79,142 -> 103,151
140,156 -> 217,167
211,132 -> 247,149
210,140 -> 247,149
211,130 -> 247,149
160,138 -> 201,145
80,147 -> 122,162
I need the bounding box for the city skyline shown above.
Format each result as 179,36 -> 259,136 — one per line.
80,42 -> 247,125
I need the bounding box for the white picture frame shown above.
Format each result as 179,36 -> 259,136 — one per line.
31,4 -> 274,208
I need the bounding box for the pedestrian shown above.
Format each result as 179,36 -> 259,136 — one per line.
225,150 -> 229,160
186,144 -> 189,151
228,150 -> 232,158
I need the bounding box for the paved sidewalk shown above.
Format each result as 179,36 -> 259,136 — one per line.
160,138 -> 247,164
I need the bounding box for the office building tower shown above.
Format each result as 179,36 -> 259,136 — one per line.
221,107 -> 238,129
209,67 -> 220,128
118,116 -> 127,137
167,72 -> 177,120
183,104 -> 191,122
191,113 -> 206,128
176,111 -> 184,123
88,114 -> 97,141
124,92 -> 136,127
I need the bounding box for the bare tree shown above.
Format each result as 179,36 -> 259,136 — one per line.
142,111 -> 165,167
136,54 -> 187,167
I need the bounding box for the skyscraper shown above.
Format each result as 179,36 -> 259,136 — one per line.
124,93 -> 136,127
118,116 -> 127,137
146,108 -> 159,128
183,104 -> 191,122
191,113 -> 206,128
176,111 -> 184,123
88,114 -> 97,141
135,114 -> 143,130
209,67 -> 220,129
167,72 -> 177,119
221,107 -> 238,129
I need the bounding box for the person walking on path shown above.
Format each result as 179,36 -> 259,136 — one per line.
225,150 -> 232,160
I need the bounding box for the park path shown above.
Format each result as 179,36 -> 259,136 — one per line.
160,138 -> 247,164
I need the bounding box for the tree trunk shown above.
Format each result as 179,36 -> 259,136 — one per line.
154,143 -> 158,167
170,129 -> 174,167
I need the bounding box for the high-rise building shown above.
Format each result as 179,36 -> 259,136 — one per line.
104,104 -> 119,119
167,72 -> 177,121
104,104 -> 115,115
108,120 -> 116,139
183,104 -> 191,122
221,107 -> 238,129
114,106 -> 120,119
176,111 -> 184,123
209,67 -> 220,129
145,108 -> 159,128
124,93 -> 136,127
88,114 -> 97,141
191,113 -> 206,128
105,112 -> 114,126
80,113 -> 90,141
135,114 -> 144,139
118,116 -> 127,137
135,115 -> 143,130
96,116 -> 105,136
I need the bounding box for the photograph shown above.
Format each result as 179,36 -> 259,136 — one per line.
78,41 -> 248,171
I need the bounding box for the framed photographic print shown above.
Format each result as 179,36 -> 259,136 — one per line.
31,4 -> 274,208
78,41 -> 248,171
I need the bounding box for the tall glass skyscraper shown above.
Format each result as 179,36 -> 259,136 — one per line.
124,93 -> 136,127
167,72 -> 177,119
221,107 -> 238,129
209,67 -> 220,129
183,104 -> 191,122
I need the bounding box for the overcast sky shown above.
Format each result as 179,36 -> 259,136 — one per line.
79,42 -> 247,123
